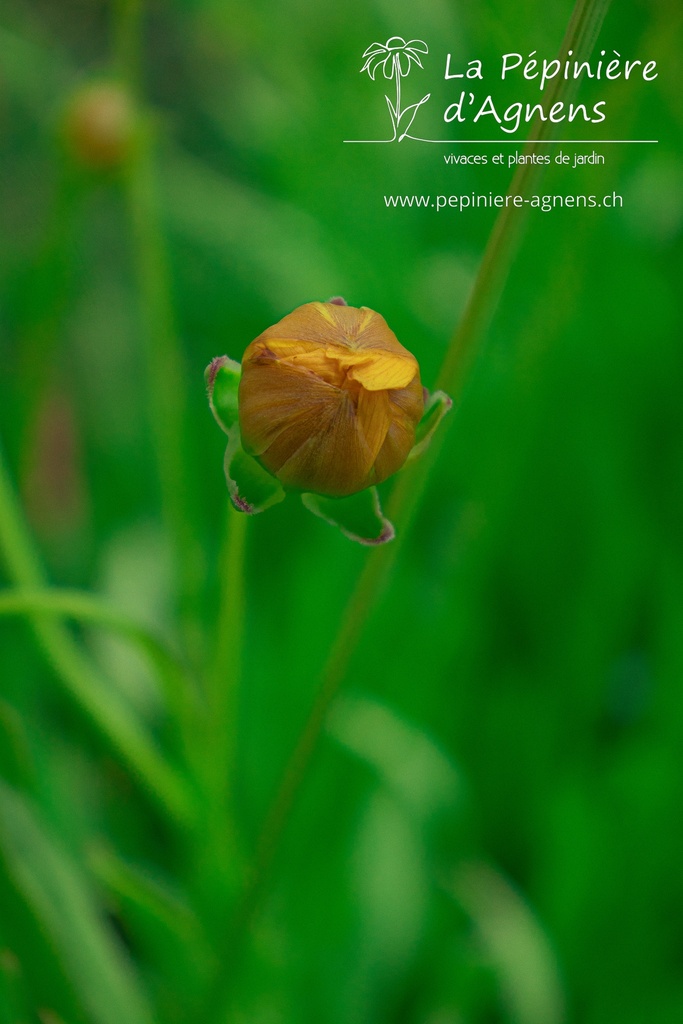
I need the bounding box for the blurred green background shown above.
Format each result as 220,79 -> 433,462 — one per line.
1,1 -> 682,1023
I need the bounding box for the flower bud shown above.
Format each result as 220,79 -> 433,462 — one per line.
63,83 -> 134,169
238,301 -> 424,497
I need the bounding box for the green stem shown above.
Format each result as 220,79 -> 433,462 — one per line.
191,505 -> 248,930
395,54 -> 401,123
112,0 -> 143,87
436,0 -> 613,394
206,505 -> 247,798
244,549 -> 387,908
88,842 -> 207,951
205,0 -> 614,1001
202,505 -> 247,840
0,443 -> 193,827
113,0 -> 204,657
123,124 -> 204,651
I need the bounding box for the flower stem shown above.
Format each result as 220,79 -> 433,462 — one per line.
112,0 -> 142,86
436,0 -> 613,394
195,505 -> 248,900
123,124 -> 205,650
114,0 -> 204,660
394,53 -> 401,124
207,0 -> 614,995
207,506 -> 247,785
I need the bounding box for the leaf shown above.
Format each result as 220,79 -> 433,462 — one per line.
0,699 -> 33,787
0,587 -> 191,726
0,445 -> 192,828
223,427 -> 285,514
351,790 -> 428,970
398,93 -> 431,123
301,487 -> 394,545
397,93 -> 431,141
448,862 -> 565,1024
408,388 -> 452,460
0,783 -> 154,1024
88,843 -> 215,997
206,356 -> 241,435
384,94 -> 398,138
329,695 -> 461,822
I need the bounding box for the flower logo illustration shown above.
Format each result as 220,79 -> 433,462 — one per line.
360,37 -> 430,142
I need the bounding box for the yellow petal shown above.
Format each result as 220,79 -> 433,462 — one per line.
356,387 -> 392,464
344,350 -> 417,390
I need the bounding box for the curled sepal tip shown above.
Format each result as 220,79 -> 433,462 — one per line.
206,356 -> 241,435
408,389 -> 453,462
224,426 -> 285,515
302,487 -> 395,546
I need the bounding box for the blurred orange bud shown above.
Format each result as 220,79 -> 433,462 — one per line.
63,83 -> 134,169
238,301 -> 424,497
23,389 -> 88,548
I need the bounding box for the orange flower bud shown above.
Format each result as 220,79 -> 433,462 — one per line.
238,301 -> 424,498
63,83 -> 134,169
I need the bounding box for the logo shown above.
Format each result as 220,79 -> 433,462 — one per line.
356,36 -> 431,143
346,37 -> 660,145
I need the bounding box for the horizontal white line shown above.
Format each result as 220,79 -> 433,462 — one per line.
343,139 -> 658,144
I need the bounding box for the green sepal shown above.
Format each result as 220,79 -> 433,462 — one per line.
301,487 -> 394,546
408,389 -> 452,461
223,427 -> 285,515
206,356 -> 241,435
